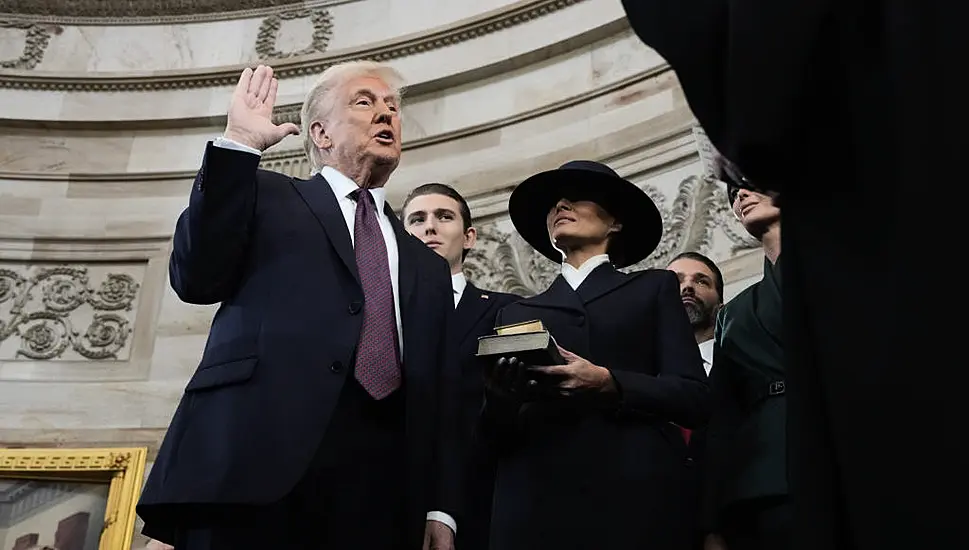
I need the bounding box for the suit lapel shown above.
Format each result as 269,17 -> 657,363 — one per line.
455,283 -> 494,342
525,275 -> 586,317
575,263 -> 639,304
386,204 -> 417,317
292,175 -> 360,285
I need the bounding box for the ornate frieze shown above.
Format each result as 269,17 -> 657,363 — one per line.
0,0 -> 585,91
0,0 -> 355,25
0,0 -> 303,19
256,9 -> 334,60
464,174 -> 760,296
0,20 -> 53,70
0,264 -> 141,361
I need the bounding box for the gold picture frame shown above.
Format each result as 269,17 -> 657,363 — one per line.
0,447 -> 148,550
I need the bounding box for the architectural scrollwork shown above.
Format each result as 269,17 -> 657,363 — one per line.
0,266 -> 139,361
465,227 -> 559,297
0,0 -> 304,19
255,8 -> 334,60
464,172 -> 760,296
0,20 -> 53,70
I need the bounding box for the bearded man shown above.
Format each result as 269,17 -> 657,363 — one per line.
667,251 -> 724,375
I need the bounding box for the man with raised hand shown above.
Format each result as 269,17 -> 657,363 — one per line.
138,62 -> 461,550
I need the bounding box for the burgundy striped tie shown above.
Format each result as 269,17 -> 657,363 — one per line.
350,188 -> 401,399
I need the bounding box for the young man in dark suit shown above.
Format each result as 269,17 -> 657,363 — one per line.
137,62 -> 460,550
402,183 -> 519,550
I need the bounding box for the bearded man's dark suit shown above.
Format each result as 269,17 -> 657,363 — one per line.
451,280 -> 519,550
136,144 -> 462,549
620,2 -> 961,549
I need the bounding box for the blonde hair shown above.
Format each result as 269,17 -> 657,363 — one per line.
300,61 -> 406,171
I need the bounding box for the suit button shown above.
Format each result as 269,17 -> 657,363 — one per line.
329,361 -> 343,373
348,301 -> 362,315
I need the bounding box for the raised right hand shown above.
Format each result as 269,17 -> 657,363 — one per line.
223,64 -> 300,151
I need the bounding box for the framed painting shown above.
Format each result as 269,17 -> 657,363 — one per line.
0,447 -> 147,550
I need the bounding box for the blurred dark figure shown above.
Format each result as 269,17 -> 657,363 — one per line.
619,2 -> 961,550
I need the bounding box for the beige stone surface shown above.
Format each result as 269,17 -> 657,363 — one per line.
30,0 -> 521,73
0,1 -> 764,545
0,0 -> 623,123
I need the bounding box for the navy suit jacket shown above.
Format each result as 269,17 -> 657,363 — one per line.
138,144 -> 462,545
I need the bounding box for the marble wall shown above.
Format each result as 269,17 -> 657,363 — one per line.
1,0 -> 529,72
0,0 -> 765,546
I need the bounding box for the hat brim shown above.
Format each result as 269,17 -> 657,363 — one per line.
508,168 -> 663,268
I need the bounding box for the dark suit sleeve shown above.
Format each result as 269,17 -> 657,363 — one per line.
699,311 -> 744,533
434,268 -> 465,521
608,270 -> 710,428
169,142 -> 260,304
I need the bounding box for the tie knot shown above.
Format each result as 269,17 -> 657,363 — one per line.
350,187 -> 375,206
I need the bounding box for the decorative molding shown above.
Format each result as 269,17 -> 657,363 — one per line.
0,449 -> 134,471
0,265 -> 140,361
0,20 -> 53,70
0,0 -> 586,91
0,17 -> 631,132
0,0 -> 300,18
0,429 -> 166,461
0,62 -> 666,183
0,0 -> 354,25
255,8 -> 334,60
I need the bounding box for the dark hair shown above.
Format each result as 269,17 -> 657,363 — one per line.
667,251 -> 724,303
401,183 -> 474,260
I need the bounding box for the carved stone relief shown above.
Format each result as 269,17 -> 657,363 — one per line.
0,20 -> 54,70
0,0 -> 304,19
0,0 -> 582,91
0,264 -> 141,361
261,153 -> 311,178
464,174 -> 760,296
255,9 -> 334,60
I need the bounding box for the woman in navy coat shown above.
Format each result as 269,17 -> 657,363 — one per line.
479,161 -> 710,550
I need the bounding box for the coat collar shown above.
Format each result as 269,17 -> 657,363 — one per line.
526,263 -> 638,313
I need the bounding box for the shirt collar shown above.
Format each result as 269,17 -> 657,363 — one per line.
560,254 -> 611,290
321,165 -> 387,212
451,272 -> 467,296
698,338 -> 714,375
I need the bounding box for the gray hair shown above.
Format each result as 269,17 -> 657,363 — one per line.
300,61 -> 406,171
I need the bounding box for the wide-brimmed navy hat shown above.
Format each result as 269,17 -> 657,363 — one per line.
508,160 -> 663,268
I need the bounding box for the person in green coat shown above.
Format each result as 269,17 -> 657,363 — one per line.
701,178 -> 784,550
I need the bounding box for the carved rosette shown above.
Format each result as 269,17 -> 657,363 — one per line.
0,266 -> 139,361
463,174 -> 760,296
255,8 -> 334,60
0,20 -> 54,70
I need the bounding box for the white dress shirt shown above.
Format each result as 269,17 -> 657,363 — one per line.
561,254 -> 611,290
698,338 -> 714,376
212,138 -> 455,534
451,272 -> 467,308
